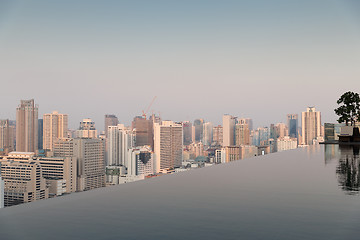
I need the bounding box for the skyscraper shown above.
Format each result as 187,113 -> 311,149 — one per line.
154,121 -> 183,173
127,146 -> 154,177
16,99 -> 38,152
202,122 -> 213,146
182,121 -> 193,146
38,119 -> 43,150
0,119 -> 15,154
212,125 -> 223,146
238,118 -> 253,131
193,119 -> 204,142
43,111 -> 68,150
222,114 -> 236,147
301,107 -> 321,145
104,114 -> 118,138
76,119 -> 97,138
287,114 -> 298,139
107,124 -> 135,166
132,116 -> 154,149
235,123 -> 250,146
0,172 -> 4,208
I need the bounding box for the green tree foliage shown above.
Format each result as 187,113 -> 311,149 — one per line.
334,91 -> 360,126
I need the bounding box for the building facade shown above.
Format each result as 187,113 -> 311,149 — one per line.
16,99 -> 38,152
301,107 -> 321,145
154,121 -> 183,173
222,115 -> 236,147
76,119 -> 97,139
43,111 -> 68,151
0,119 -> 15,155
287,114 -> 298,139
107,124 -> 135,166
104,114 -> 118,138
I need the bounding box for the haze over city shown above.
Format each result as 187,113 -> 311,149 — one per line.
1,0 -> 360,128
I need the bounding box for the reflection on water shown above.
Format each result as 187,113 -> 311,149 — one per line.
336,145 -> 360,195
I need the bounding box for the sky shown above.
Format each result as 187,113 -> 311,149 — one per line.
0,0 -> 360,130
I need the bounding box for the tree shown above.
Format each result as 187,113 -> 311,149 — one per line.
334,91 -> 360,126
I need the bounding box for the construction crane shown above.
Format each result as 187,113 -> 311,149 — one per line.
142,96 -> 157,120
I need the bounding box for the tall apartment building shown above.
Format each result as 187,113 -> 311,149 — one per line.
222,114 -> 236,147
287,114 -> 298,139
104,114 -> 118,138
107,124 -> 135,166
54,138 -> 105,191
43,111 -> 68,150
0,153 -> 48,207
301,107 -> 321,145
202,122 -> 213,146
154,121 -> 183,173
193,119 -> 204,142
235,123 -> 250,146
182,121 -> 193,146
132,116 -> 154,149
238,118 -> 253,131
0,119 -> 15,154
76,119 -> 97,138
276,123 -> 288,139
127,146 -> 154,177
212,125 -> 223,146
16,99 -> 38,152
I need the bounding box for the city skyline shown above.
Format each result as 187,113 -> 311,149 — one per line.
1,1 -> 360,128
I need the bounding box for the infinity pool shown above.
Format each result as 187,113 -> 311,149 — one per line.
0,145 -> 359,240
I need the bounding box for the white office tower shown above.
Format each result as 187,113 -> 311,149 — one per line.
0,174 -> 4,208
202,122 -> 213,146
154,121 -> 183,173
76,118 -> 97,138
107,124 -> 135,167
127,146 -> 154,177
222,115 -> 236,147
301,107 -> 321,145
43,111 -> 68,150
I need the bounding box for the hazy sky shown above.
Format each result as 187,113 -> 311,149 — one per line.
1,0 -> 360,130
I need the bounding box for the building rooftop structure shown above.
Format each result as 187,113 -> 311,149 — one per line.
0,145 -> 359,239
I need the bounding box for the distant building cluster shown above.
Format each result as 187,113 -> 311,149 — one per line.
0,99 -> 327,207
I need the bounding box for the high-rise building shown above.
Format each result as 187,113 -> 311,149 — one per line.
43,111 -> 68,151
0,173 -> 4,208
107,124 -> 135,166
38,119 -> 43,150
54,138 -> 105,191
238,118 -> 253,131
104,114 -> 118,138
127,146 -> 154,177
0,153 -> 48,207
235,123 -> 250,146
212,125 -> 223,146
154,121 -> 183,173
16,99 -> 38,152
76,118 -> 97,138
275,123 -> 288,138
287,114 -> 298,139
0,119 -> 15,155
193,119 -> 204,142
301,107 -> 321,145
182,121 -> 193,146
222,115 -> 236,147
132,116 -> 154,149
202,122 -> 213,146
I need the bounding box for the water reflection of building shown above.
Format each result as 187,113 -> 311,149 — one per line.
336,145 -> 360,194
